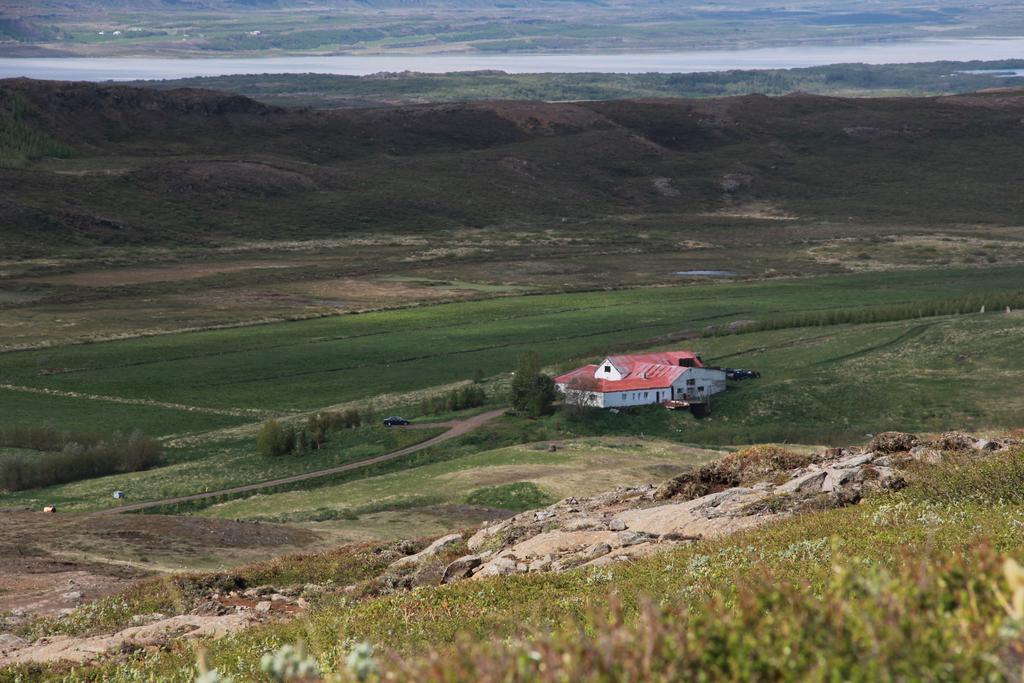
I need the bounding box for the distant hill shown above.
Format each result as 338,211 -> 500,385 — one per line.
3,78 -> 1024,252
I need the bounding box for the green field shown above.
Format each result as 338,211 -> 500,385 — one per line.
198,437 -> 723,530
2,267 -> 1022,422
0,426 -> 442,512
3,266 -> 1021,517
0,386 -> 250,437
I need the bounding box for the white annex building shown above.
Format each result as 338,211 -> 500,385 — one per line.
554,351 -> 727,409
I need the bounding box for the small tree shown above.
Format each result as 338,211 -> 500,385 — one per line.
510,352 -> 557,417
257,419 -> 291,457
564,374 -> 601,415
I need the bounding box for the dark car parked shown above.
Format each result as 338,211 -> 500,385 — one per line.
382,416 -> 412,427
725,368 -> 761,380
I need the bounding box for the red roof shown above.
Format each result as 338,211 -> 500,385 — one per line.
554,350 -> 701,393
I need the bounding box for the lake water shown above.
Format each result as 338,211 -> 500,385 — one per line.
2,38 -> 1024,81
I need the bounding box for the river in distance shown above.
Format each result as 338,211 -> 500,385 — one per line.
1,37 -> 1023,81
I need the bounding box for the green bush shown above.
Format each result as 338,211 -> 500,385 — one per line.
256,419 -> 292,458
0,428 -> 162,491
510,352 -> 557,417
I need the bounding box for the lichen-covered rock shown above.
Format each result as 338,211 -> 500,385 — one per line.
442,554 -> 484,583
870,432 -> 919,453
391,533 -> 463,569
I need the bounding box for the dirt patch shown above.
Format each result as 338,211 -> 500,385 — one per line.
29,259 -> 322,287
289,278 -> 486,307
0,512 -> 320,619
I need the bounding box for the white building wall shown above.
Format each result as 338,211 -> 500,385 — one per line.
670,367 -> 727,401
558,366 -> 727,410
600,387 -> 671,407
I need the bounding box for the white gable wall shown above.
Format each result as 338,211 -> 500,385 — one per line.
593,358 -> 624,381
670,367 -> 727,401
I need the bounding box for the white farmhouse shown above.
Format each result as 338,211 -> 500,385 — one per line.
554,351 -> 727,409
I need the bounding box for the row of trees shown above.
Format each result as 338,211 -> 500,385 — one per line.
256,354 -> 557,459
419,385 -> 487,415
0,429 -> 163,492
257,408 -> 369,458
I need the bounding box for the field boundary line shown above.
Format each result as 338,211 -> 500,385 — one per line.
0,383 -> 270,419
92,408 -> 506,515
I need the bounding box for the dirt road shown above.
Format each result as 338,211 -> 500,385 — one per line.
94,408 -> 506,515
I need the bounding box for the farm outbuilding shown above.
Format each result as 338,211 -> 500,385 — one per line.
554,351 -> 727,409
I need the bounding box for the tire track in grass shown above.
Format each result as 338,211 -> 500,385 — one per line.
0,383 -> 271,418
812,323 -> 934,366
93,408 -> 506,515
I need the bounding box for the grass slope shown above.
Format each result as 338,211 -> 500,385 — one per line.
14,446 -> 1024,681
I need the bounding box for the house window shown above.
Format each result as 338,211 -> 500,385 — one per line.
604,365 -> 611,373
621,393 -> 627,399
643,392 -> 649,398
686,379 -> 696,386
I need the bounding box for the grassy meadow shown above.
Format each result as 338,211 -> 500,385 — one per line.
2,266 -> 1022,418
2,265 -> 1024,516
0,426 -> 443,513
198,437 -> 724,533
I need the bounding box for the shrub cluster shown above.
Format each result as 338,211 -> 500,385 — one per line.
510,352 -> 557,417
0,428 -> 162,491
419,385 -> 486,415
258,409 -> 369,457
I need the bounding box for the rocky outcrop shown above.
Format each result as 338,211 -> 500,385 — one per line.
451,447 -> 914,581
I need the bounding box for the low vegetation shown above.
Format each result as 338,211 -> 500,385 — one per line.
11,444 -> 1024,681
464,481 -> 554,512
0,427 -> 161,491
509,352 -> 557,418
0,91 -> 72,169
140,60 -> 1024,109
418,385 -> 486,416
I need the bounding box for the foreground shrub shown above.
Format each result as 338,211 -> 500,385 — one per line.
905,447 -> 1024,505
257,419 -> 295,458
0,429 -> 162,491
720,444 -> 815,480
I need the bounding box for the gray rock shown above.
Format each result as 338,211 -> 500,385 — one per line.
563,518 -> 602,532
61,591 -> 82,601
391,533 -> 463,568
909,446 -> 942,464
0,634 -> 27,650
776,470 -> 827,495
821,467 -> 856,493
476,556 -> 519,578
255,601 -> 273,613
614,531 -> 648,547
442,554 -> 483,583
974,439 -> 999,451
584,542 -> 612,560
529,556 -> 553,572
607,518 -> 628,531
831,453 -> 875,469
